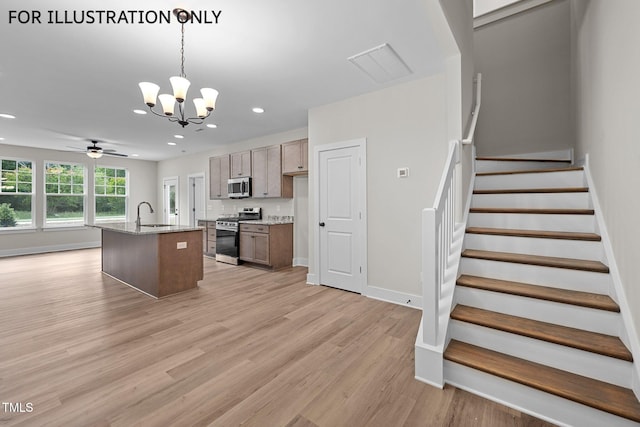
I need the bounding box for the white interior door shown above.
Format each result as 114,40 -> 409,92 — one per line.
188,175 -> 205,227
163,177 -> 179,225
318,145 -> 363,293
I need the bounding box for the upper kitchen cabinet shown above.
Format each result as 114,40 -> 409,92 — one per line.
252,145 -> 293,198
209,154 -> 230,199
281,138 -> 308,176
230,150 -> 251,178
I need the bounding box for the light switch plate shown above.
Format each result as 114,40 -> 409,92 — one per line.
177,242 -> 187,249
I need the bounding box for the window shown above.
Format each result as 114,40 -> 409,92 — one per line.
45,162 -> 85,226
0,158 -> 34,228
95,167 -> 127,222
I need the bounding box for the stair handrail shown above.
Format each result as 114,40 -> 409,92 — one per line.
422,139 -> 459,345
461,73 -> 482,145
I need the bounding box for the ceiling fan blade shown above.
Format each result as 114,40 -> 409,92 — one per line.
103,152 -> 128,158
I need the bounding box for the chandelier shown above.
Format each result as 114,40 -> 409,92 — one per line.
138,9 -> 218,128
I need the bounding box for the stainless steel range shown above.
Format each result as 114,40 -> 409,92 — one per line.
215,207 -> 261,265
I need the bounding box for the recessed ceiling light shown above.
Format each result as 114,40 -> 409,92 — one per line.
0,137 -> 4,141
206,123 -> 217,129
252,107 -> 264,114
0,113 -> 16,119
167,142 -> 177,146
130,154 -> 139,157
133,109 -> 147,115
173,134 -> 184,139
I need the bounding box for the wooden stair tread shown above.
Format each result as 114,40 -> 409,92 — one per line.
462,249 -> 610,273
451,305 -> 631,361
476,166 -> 584,176
444,340 -> 640,422
474,187 -> 588,194
465,227 -> 601,241
476,157 -> 572,163
470,207 -> 594,215
457,274 -> 619,312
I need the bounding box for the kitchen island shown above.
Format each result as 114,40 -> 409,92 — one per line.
94,223 -> 204,298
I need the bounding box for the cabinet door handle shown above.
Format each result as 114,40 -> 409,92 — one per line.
263,192 -> 268,195
298,165 -> 303,169
319,222 -> 325,227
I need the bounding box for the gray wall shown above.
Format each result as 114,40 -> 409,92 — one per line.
474,0 -> 574,156
308,74 -> 448,301
571,0 -> 640,349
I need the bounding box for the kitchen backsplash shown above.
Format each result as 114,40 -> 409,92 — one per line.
206,197 -> 294,221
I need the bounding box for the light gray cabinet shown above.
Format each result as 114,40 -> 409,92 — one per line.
209,155 -> 230,199
252,145 -> 293,198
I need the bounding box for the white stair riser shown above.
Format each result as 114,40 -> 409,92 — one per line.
468,212 -> 595,233
463,234 -> 604,262
475,170 -> 586,190
455,287 -> 620,335
471,192 -> 591,209
444,362 -> 640,427
475,160 -> 572,173
460,257 -> 611,294
449,320 -> 632,387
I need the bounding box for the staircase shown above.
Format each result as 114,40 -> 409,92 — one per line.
444,156 -> 640,426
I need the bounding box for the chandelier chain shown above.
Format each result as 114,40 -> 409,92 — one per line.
180,22 -> 186,78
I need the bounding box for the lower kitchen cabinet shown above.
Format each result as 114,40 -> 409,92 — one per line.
239,223 -> 293,270
198,220 -> 217,257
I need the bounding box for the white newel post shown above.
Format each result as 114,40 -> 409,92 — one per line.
422,207 -> 438,345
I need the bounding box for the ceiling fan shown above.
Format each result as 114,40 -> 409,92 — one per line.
69,140 -> 128,159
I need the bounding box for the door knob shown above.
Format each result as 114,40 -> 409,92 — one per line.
319,222 -> 325,227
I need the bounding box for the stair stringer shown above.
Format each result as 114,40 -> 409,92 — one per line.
582,154 -> 640,401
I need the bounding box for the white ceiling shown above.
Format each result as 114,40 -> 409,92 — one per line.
0,0 -> 444,161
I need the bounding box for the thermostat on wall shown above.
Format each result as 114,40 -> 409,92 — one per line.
397,167 -> 409,178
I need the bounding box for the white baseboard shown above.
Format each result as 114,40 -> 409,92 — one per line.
0,241 -> 101,258
365,285 -> 422,310
306,273 -> 318,285
293,257 -> 308,267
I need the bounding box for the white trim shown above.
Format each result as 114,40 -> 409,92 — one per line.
474,0 -> 554,29
365,286 -> 422,310
312,138 -> 367,295
187,172 -> 206,227
293,257 -> 308,267
306,273 -> 318,285
581,154 -> 640,400
0,241 -> 101,258
162,176 -> 180,225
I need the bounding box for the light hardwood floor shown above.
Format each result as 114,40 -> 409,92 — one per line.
0,249 -> 554,427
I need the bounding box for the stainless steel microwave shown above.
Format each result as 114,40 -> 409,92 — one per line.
228,176 -> 251,198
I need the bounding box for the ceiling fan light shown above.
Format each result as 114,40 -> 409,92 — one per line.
170,76 -> 190,103
138,82 -> 160,107
87,149 -> 103,159
200,88 -> 219,111
193,98 -> 207,118
158,94 -> 176,116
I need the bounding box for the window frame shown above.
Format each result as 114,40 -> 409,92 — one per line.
94,166 -> 129,223
44,161 -> 87,228
0,157 -> 35,230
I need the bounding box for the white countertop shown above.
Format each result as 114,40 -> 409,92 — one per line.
91,222 -> 203,235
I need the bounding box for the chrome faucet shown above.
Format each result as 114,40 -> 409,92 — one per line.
135,201 -> 154,228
